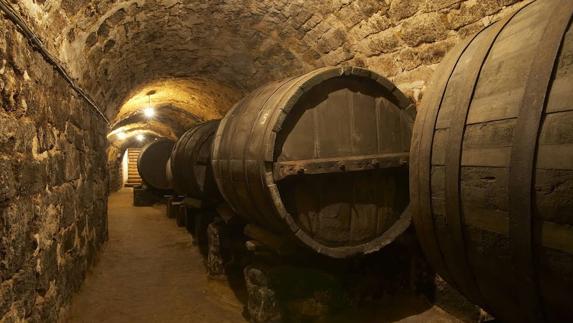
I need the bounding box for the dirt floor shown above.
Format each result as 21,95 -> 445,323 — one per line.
64,189 -> 245,323
64,189 -> 460,323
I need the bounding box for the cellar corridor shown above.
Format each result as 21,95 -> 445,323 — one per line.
63,189 -> 245,323
2,0 -> 571,322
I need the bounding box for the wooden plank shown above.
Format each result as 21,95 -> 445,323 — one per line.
546,78 -> 573,113
317,85 -> 352,159
461,147 -> 511,168
537,144 -> 573,170
276,97 -> 316,161
460,209 -> 573,256
351,89 -> 378,155
534,169 -> 573,224
538,111 -> 573,145
273,152 -> 409,181
352,172 -> 386,242
377,96 -> 404,153
316,173 -> 352,244
463,119 -> 516,149
466,3 -> 545,126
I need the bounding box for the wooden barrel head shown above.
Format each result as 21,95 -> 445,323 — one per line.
212,66 -> 415,258
138,139 -> 175,190
273,72 -> 413,255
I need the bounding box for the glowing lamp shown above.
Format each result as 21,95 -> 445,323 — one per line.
143,107 -> 155,118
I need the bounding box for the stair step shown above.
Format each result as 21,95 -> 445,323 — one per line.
125,148 -> 144,188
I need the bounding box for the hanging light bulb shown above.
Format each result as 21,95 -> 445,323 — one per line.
143,93 -> 155,118
143,107 -> 155,118
136,134 -> 145,142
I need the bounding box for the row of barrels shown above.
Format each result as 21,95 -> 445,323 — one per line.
137,1 -> 573,322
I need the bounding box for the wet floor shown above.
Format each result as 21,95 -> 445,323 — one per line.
64,189 -> 245,323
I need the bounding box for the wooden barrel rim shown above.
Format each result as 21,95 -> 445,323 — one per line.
262,66 -> 415,258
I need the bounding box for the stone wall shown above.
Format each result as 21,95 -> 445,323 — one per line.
108,162 -> 124,193
352,0 -> 528,102
0,18 -> 109,322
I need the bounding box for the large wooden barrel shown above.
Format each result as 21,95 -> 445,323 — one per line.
212,66 -> 415,258
169,120 -> 221,200
165,157 -> 173,189
138,139 -> 175,190
410,1 -> 573,322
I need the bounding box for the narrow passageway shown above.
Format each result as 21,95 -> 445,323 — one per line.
64,189 -> 245,323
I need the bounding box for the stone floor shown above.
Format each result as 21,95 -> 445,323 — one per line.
64,189 -> 245,323
64,188 -> 460,323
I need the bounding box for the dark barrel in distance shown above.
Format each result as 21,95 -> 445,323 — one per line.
170,120 -> 221,201
410,1 -> 573,322
137,139 -> 175,191
212,66 -> 416,258
166,157 -> 173,188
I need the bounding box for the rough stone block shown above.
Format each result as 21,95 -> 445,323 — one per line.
366,54 -> 401,77
351,13 -> 393,39
365,29 -> 402,55
0,158 -> 16,202
389,0 -> 422,21
316,28 -> 346,54
399,12 -> 448,47
206,221 -> 226,278
244,266 -> 282,323
446,0 -> 503,30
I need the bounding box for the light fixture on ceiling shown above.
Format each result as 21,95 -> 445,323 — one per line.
143,107 -> 155,118
143,91 -> 156,119
117,132 -> 127,140
136,134 -> 145,142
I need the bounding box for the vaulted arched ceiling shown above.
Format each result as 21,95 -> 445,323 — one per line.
13,0 -> 528,155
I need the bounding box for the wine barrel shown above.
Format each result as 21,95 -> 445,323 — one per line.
170,120 -> 221,200
212,66 -> 415,258
166,157 -> 173,187
410,1 -> 573,322
138,139 -> 175,190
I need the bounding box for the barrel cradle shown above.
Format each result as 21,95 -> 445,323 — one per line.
169,120 -> 221,201
410,0 -> 573,322
212,66 -> 416,258
137,139 -> 176,191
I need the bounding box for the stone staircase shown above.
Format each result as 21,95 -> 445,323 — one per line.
125,148 -> 142,187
